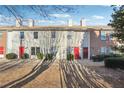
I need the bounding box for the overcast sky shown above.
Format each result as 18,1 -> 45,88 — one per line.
0,5 -> 113,26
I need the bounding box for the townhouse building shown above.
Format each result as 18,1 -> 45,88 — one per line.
0,19 -> 115,60
0,32 -> 7,58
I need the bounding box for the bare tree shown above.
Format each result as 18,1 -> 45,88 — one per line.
0,5 -> 75,20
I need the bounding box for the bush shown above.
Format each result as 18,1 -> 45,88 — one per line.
109,53 -> 122,57
91,54 -> 105,62
36,53 -> 44,59
67,54 -> 74,61
104,57 -> 124,69
91,54 -> 123,62
6,53 -> 18,59
45,53 -> 53,60
21,53 -> 29,59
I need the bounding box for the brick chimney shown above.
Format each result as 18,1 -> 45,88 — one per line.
68,19 -> 73,26
28,19 -> 34,27
16,18 -> 22,27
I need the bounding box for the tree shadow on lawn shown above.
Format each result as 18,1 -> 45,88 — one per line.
1,58 -> 55,88
0,59 -> 33,73
0,59 -> 20,67
60,61 -> 109,88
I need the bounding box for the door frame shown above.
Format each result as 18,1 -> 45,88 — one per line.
83,47 -> 88,59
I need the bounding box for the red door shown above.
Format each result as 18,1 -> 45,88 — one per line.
0,47 -> 4,54
19,46 -> 24,58
83,47 -> 88,59
74,47 -> 80,59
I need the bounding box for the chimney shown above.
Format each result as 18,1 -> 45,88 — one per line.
28,19 -> 34,27
80,18 -> 86,26
68,19 -> 73,26
16,18 -> 22,27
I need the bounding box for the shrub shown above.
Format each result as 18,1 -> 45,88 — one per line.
6,53 -> 18,59
91,54 -> 105,62
109,53 -> 122,57
91,53 -> 123,62
104,57 -> 124,69
67,54 -> 74,61
36,53 -> 44,59
45,53 -> 53,60
21,53 -> 29,59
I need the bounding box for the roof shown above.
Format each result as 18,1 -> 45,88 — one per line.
0,25 -> 114,32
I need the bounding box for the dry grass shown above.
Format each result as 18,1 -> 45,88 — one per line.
23,61 -> 61,88
0,59 -> 124,88
0,59 -> 39,87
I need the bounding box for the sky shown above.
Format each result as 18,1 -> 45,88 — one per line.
0,5 -> 114,26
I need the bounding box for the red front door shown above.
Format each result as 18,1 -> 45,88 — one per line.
19,46 -> 24,58
74,47 -> 80,59
83,47 -> 88,59
0,47 -> 4,55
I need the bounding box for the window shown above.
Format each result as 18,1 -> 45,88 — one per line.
109,32 -> 114,40
50,46 -> 56,53
20,32 -> 24,39
31,47 -> 35,55
67,47 -> 72,54
108,47 -> 113,53
100,47 -> 107,54
51,47 -> 54,52
34,32 -> 38,39
67,35 -> 72,39
36,47 -> 40,54
31,47 -> 40,55
100,31 -> 106,40
51,32 -> 56,38
109,34 -> 113,40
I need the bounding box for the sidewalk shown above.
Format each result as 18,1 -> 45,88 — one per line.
78,59 -> 104,67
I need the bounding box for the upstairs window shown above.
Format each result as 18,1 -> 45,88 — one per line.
67,34 -> 72,39
109,32 -> 114,40
34,32 -> 38,39
51,31 -> 56,38
20,32 -> 24,39
100,31 -> 107,41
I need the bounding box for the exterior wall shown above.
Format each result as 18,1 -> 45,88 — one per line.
80,32 -> 90,59
6,31 -> 68,59
55,31 -> 67,59
90,30 -> 115,57
66,31 -> 90,60
0,32 -> 7,58
7,31 -> 53,58
5,29 -> 115,60
7,31 -> 20,58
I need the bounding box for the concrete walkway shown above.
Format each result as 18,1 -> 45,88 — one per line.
78,59 -> 104,67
